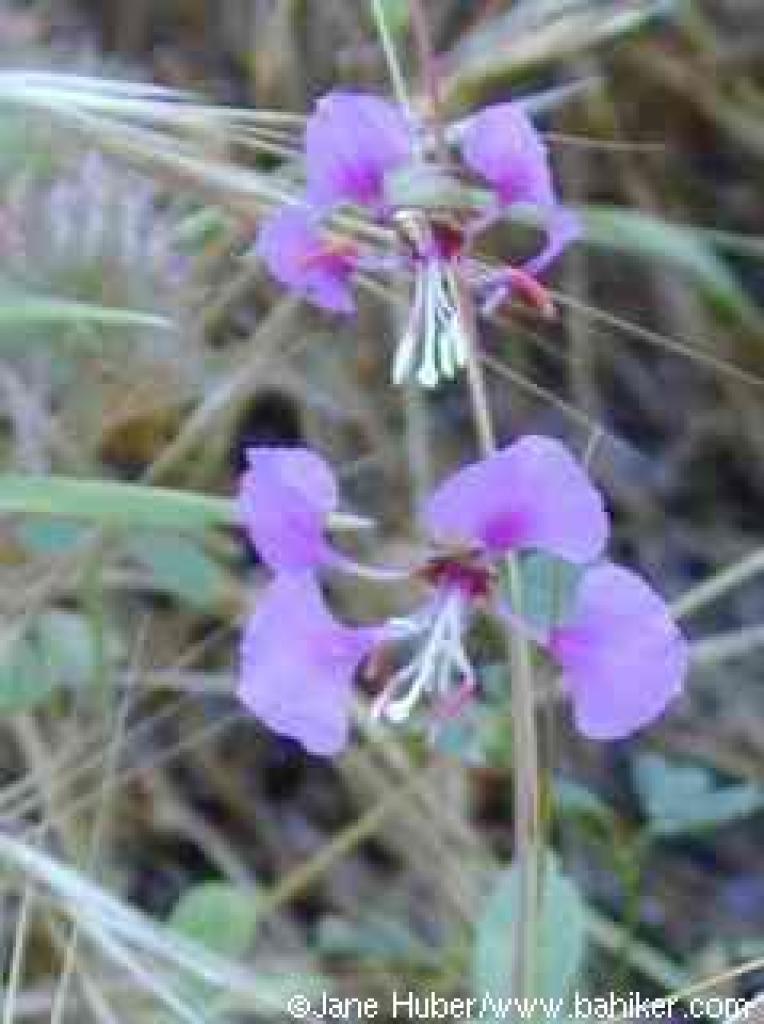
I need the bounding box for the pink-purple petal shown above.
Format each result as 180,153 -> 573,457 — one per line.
522,207 -> 581,279
424,435 -> 608,563
305,91 -> 413,210
549,563 -> 688,740
460,102 -> 555,209
255,206 -> 356,313
238,446 -> 339,572
238,573 -> 379,755
460,103 -> 578,276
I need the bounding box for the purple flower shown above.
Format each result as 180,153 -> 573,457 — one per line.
548,564 -> 688,739
237,442 -> 687,751
424,435 -> 608,564
239,572 -> 379,755
238,445 -> 340,572
252,91 -> 579,386
237,442 -> 692,753
255,206 -> 356,313
237,437 -> 612,749
305,91 -> 414,210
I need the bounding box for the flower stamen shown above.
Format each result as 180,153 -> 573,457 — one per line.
392,261 -> 469,389
373,593 -> 475,723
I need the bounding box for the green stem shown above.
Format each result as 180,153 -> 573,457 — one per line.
369,0 -> 412,112
408,0 -> 449,158
408,0 -> 440,109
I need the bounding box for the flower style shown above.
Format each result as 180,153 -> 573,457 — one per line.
234,437 -> 686,756
253,90 -> 579,389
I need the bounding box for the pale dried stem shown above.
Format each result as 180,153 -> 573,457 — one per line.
455,280 -> 540,1002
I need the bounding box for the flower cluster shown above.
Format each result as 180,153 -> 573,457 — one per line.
237,439 -> 687,756
254,92 -> 578,389
1,151 -> 187,301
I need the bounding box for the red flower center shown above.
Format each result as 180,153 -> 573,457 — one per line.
420,552 -> 493,599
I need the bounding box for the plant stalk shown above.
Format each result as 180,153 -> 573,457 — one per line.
371,0 -> 542,1001
369,0 -> 412,112
456,279 -> 540,1004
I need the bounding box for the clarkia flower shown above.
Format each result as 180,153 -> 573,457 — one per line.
254,90 -> 580,389
230,436 -> 690,758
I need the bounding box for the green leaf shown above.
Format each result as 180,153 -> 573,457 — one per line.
0,611 -> 106,714
168,881 -> 258,961
173,207 -> 229,247
317,914 -> 435,964
0,475 -> 367,534
126,533 -> 228,609
633,753 -> 764,837
35,610 -> 99,688
555,779 -> 613,825
0,827 -> 327,1021
0,475 -> 235,532
0,293 -> 172,332
444,2 -> 672,96
18,519 -> 87,553
579,206 -> 757,316
473,852 -> 586,1019
432,703 -> 496,766
517,553 -> 581,630
653,785 -> 764,837
0,625 -> 57,714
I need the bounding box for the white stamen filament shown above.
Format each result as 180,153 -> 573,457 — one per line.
392,262 -> 469,390
417,263 -> 439,388
392,271 -> 424,385
374,593 -> 474,724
